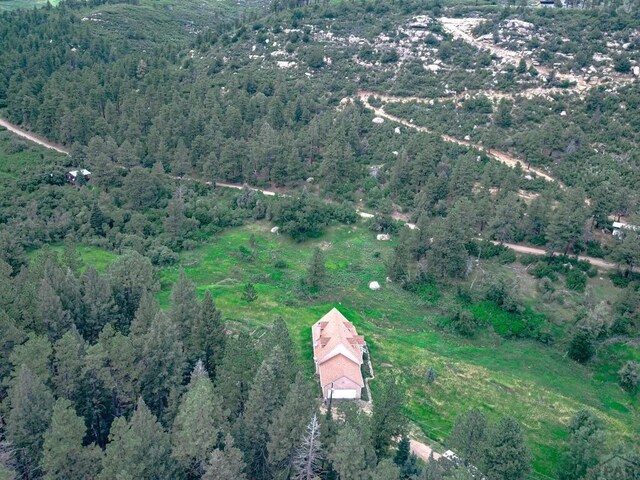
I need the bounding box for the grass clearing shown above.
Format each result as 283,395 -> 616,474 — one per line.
71,221 -> 640,476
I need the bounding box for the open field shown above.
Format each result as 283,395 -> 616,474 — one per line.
65,222 -> 640,476
0,129 -> 67,180
0,0 -> 59,11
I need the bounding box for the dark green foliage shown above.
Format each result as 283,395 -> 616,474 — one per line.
558,409 -> 603,480
304,248 -> 326,292
448,409 -> 488,467
100,399 -> 177,480
568,329 -> 596,364
618,361 -> 640,393
242,282 -> 258,302
483,417 -> 531,480
370,377 -> 407,458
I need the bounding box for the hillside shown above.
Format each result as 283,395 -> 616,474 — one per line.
0,0 -> 639,479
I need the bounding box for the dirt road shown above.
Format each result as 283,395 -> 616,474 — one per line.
493,241 -> 619,270
410,439 -> 442,462
0,118 -> 69,155
357,92 -> 559,184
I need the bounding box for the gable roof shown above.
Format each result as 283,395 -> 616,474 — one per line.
312,308 -> 365,390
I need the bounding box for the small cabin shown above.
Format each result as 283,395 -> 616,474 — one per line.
66,169 -> 91,184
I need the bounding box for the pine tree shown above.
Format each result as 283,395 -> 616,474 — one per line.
6,366 -> 54,479
8,334 -> 53,387
568,329 -> 595,364
558,409 -> 603,480
51,328 -> 86,405
171,361 -> 229,476
394,436 -> 410,466
107,251 -> 156,329
41,399 -> 101,480
165,187 -> 188,246
242,282 -> 258,302
62,238 -> 82,275
240,346 -> 292,478
37,278 -> 72,341
139,311 -> 186,419
370,458 -> 401,480
268,372 -> 316,475
170,269 -> 199,343
203,435 -> 248,480
305,248 -> 326,291
0,309 -> 26,386
215,334 -> 259,419
85,324 -> 140,417
129,290 -> 159,337
79,267 -> 118,342
100,398 -> 177,479
292,415 -> 323,480
190,290 -> 225,379
448,409 -> 488,467
89,203 -> 106,236
265,316 -> 297,373
483,417 -> 531,480
370,378 -> 407,458
329,424 -> 374,480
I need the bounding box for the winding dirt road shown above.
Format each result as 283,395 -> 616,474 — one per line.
357,92 -> 559,184
0,118 -> 69,155
494,241 -> 619,270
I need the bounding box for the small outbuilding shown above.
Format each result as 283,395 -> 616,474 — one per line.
66,168 -> 91,184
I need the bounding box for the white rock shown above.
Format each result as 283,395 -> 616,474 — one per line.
560,111 -> 567,116
633,66 -> 640,77
377,234 -> 391,241
464,135 -> 471,141
394,127 -> 401,134
372,117 -> 385,124
270,226 -> 279,234
369,281 -> 381,290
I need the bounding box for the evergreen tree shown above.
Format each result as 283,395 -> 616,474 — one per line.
37,278 -> 72,341
240,346 -> 292,479
242,282 -> 258,302
139,311 -> 186,419
100,398 -> 177,480
203,435 -> 248,480
292,414 -> 323,480
41,399 -> 101,480
129,290 -> 159,337
190,290 -> 225,378
370,458 -> 401,480
448,409 -> 488,467
89,203 -> 106,236
370,378 -> 407,458
568,328 -> 596,364
329,423 -> 375,480
483,417 -> 531,480
51,328 -> 86,406
394,436 -> 410,466
171,361 -> 229,477
85,324 -> 140,417
62,238 -> 82,275
79,267 -> 118,342
165,187 -> 189,246
107,251 -> 156,329
305,248 -> 326,291
8,334 -> 52,386
215,334 -> 259,419
558,409 -> 603,480
268,372 -> 316,475
6,366 -> 54,479
170,269 -> 199,343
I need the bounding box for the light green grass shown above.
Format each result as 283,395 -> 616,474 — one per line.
0,0 -> 59,11
73,222 -> 639,476
0,129 -> 67,180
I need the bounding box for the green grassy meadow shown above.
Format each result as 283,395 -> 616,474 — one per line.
0,0 -> 59,11
68,222 -> 640,476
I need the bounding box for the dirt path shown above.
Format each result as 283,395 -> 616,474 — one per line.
410,439 -> 442,462
492,241 -> 619,270
0,118 -> 69,155
357,92 -> 559,185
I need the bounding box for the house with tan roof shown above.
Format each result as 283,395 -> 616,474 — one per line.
312,308 -> 366,400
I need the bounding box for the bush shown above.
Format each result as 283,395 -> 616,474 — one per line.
149,245 -> 179,266
453,310 -> 478,337
568,329 -> 595,363
274,259 -> 288,269
566,270 -> 587,292
618,361 -> 640,392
